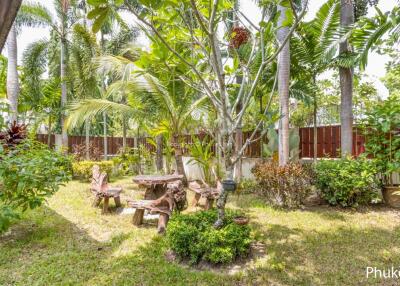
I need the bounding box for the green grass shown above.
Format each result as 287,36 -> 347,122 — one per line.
1,177 -> 400,285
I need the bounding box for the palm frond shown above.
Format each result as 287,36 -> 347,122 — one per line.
16,1 -> 54,29
66,98 -> 135,129
352,8 -> 394,70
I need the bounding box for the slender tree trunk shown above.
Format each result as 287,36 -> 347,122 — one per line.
259,95 -> 264,159
122,116 -> 127,151
136,125 -> 141,174
339,0 -> 354,157
156,134 -> 164,172
277,5 -> 290,166
103,112 -> 108,160
232,0 -> 243,181
215,132 -> 234,228
60,36 -> 68,152
48,115 -> 52,147
234,81 -> 243,181
313,75 -> 318,161
85,119 -> 90,160
6,23 -> 19,123
172,134 -> 187,186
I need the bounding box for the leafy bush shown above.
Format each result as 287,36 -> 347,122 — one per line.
167,210 -> 251,264
72,160 -> 114,181
314,157 -> 380,207
251,161 -> 314,208
362,95 -> 400,186
112,147 -> 140,175
0,139 -> 71,232
0,205 -> 20,233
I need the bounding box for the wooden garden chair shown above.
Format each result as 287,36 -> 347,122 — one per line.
90,165 -> 123,214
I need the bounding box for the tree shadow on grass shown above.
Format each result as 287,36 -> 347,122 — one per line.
2,204 -> 400,286
246,220 -> 400,286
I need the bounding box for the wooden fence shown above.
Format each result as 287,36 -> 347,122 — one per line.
36,125 -> 367,159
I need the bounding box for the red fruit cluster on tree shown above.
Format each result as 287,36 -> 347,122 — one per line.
0,121 -> 28,148
229,26 -> 250,49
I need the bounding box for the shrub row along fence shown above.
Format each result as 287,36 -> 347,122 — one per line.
37,125 -> 367,159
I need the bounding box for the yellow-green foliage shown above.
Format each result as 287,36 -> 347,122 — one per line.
72,160 -> 114,181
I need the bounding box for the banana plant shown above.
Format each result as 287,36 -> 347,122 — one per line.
263,128 -> 300,162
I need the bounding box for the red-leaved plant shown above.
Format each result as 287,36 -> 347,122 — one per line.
0,121 -> 28,149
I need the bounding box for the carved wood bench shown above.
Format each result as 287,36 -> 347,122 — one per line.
127,180 -> 187,234
90,165 -> 123,214
188,180 -> 221,210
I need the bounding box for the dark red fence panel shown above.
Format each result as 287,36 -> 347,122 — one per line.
37,125 -> 369,159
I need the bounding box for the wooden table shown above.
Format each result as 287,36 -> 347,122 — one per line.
132,174 -> 184,200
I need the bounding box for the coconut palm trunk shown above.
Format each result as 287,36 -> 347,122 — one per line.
277,4 -> 290,166
172,134 -> 187,185
6,23 -> 19,123
103,111 -> 108,160
156,134 -> 164,172
122,116 -> 127,150
85,119 -> 90,159
339,0 -> 354,157
60,36 -> 68,151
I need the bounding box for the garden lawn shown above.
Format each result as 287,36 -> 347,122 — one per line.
1,177 -> 400,286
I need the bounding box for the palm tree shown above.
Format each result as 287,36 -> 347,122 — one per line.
67,53 -> 207,184
277,3 -> 290,166
291,0 -> 341,160
339,0 -> 355,157
5,2 -> 53,123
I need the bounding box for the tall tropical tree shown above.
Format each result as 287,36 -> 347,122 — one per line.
339,0 -> 355,157
5,2 -> 52,123
277,2 -> 291,166
291,0 -> 341,160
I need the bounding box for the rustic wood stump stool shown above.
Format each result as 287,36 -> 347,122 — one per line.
127,179 -> 187,234
90,165 -> 123,214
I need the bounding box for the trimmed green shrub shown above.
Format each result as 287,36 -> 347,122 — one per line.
314,157 -> 380,207
167,210 -> 251,264
0,139 -> 71,233
252,161 -> 314,208
72,160 -> 114,181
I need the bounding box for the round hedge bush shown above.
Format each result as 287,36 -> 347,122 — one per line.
166,210 -> 251,264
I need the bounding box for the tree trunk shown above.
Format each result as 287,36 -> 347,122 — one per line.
215,135 -> 234,228
6,23 -> 19,123
85,119 -> 90,160
339,0 -> 354,157
103,112 -> 108,160
313,75 -> 318,161
48,115 -> 52,147
234,75 -> 243,181
156,134 -> 163,172
277,5 -> 290,166
172,134 -> 187,186
60,37 -> 68,152
122,116 -> 127,151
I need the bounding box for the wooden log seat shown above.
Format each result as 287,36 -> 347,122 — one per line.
188,180 -> 222,210
127,180 -> 187,234
90,165 -> 123,214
